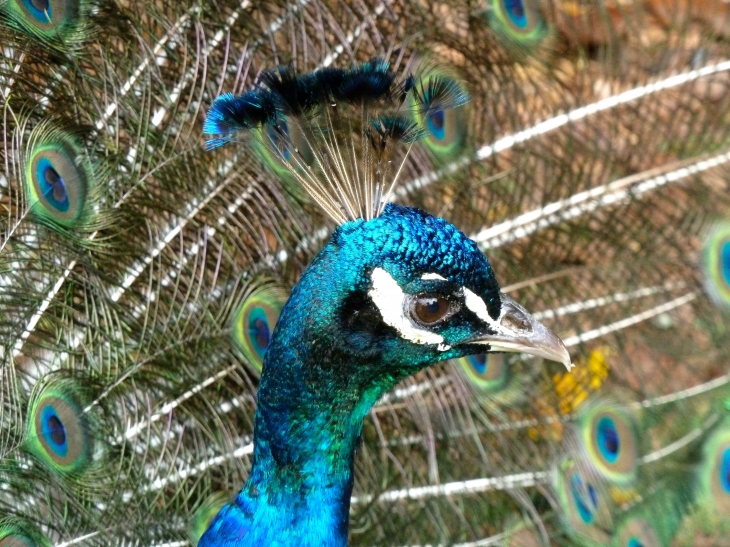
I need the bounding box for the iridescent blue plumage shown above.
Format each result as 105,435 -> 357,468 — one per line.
203,91 -> 279,150
200,204 -> 568,546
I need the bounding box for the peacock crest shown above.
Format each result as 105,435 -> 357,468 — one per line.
204,58 -> 469,223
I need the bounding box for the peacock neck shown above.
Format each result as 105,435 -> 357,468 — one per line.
232,254 -> 398,546
204,217 -> 441,546
244,356 -> 379,546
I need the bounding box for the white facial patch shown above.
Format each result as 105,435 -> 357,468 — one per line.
368,267 -> 451,351
420,272 -> 447,281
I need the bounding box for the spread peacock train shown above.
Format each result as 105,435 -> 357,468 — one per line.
2,0 -> 730,546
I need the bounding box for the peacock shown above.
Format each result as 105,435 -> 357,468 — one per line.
2,0 -> 730,546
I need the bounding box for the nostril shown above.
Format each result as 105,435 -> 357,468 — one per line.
501,312 -> 531,333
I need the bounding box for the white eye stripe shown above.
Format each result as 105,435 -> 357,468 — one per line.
464,288 -> 492,323
465,288 -> 527,339
465,287 -> 517,337
369,268 -> 451,351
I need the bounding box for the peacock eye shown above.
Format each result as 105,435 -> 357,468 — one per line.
409,293 -> 457,326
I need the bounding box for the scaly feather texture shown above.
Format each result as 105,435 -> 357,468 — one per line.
3,0 -> 730,545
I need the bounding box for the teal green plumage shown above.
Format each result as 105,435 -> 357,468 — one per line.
3,1 -> 730,545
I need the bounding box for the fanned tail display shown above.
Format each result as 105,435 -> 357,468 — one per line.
2,0 -> 730,545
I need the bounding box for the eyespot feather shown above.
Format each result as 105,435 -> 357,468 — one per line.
454,353 -> 537,410
0,0 -> 88,45
231,281 -> 289,374
698,417 -> 730,521
24,377 -> 94,477
701,221 -> 730,310
252,117 -> 316,203
483,0 -> 550,58
410,70 -> 470,162
0,519 -> 49,547
22,124 -> 96,230
577,400 -> 640,485
554,458 -> 614,546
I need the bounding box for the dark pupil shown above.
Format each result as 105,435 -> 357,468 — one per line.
47,414 -> 66,446
506,0 -> 525,17
428,110 -> 444,131
44,166 -> 66,201
31,0 -> 50,11
415,296 -> 449,324
252,317 -> 271,349
603,425 -> 619,454
588,484 -> 598,508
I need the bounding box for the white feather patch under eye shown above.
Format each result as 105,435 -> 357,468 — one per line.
369,268 -> 451,351
420,272 -> 447,281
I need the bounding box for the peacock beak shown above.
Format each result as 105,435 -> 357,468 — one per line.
467,292 -> 572,370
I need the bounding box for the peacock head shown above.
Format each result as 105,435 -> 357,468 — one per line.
280,203 -> 570,392
204,59 -> 571,393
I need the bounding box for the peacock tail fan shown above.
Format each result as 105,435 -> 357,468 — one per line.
1,0 -> 730,545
